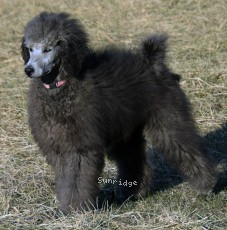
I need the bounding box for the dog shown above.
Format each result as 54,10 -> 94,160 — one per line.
21,12 -> 217,213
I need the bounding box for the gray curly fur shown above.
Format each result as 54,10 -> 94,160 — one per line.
21,12 -> 217,213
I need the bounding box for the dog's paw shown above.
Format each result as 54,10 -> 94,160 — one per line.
190,175 -> 218,195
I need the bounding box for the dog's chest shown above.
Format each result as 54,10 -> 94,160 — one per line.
30,100 -> 82,154
45,97 -> 74,117
34,115 -> 83,155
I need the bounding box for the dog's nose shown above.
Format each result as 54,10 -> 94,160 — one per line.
25,66 -> 34,77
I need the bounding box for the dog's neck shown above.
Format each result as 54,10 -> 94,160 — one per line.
43,80 -> 66,89
41,66 -> 67,90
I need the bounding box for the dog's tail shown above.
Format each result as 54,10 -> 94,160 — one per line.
141,34 -> 181,82
141,34 -> 167,67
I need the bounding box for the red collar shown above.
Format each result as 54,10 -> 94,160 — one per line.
43,80 -> 66,89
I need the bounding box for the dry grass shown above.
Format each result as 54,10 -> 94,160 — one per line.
0,0 -> 226,229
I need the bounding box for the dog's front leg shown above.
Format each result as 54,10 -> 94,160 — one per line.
54,151 -> 104,213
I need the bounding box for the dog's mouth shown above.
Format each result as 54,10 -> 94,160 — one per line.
41,63 -> 60,84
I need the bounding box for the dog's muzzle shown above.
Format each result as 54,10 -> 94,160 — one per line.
25,65 -> 35,77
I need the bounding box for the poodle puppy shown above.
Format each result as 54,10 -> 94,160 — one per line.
21,12 -> 217,213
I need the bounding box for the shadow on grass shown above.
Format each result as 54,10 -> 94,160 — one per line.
98,122 -> 227,207
204,122 -> 227,194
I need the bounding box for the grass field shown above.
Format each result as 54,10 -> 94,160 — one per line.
0,0 -> 226,229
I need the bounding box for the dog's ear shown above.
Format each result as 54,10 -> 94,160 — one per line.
21,37 -> 29,64
61,37 -> 90,77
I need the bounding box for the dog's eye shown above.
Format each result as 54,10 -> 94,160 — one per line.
56,41 -> 61,46
43,48 -> 52,53
29,47 -> 33,52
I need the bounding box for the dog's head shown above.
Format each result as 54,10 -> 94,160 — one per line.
21,12 -> 90,84
21,36 -> 61,83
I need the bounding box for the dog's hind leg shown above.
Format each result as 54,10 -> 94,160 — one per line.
109,127 -> 151,204
53,151 -> 104,213
146,88 -> 217,194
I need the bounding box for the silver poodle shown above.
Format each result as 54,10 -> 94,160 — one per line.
21,12 -> 217,213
